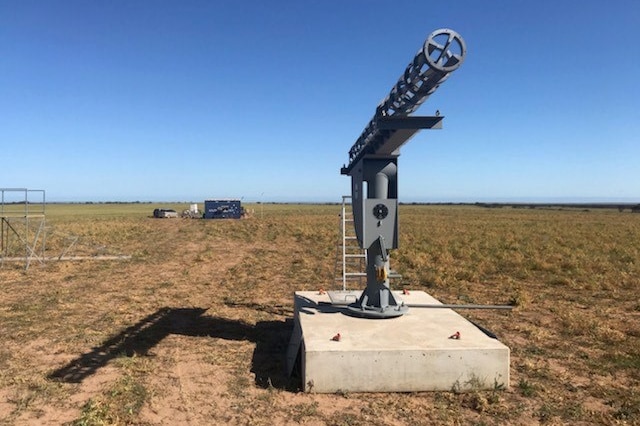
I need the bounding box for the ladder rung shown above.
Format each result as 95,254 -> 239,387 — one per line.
336,196 -> 373,287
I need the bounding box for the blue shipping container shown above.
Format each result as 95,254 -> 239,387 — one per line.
204,200 -> 242,219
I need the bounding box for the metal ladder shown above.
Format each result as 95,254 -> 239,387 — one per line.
334,196 -> 367,291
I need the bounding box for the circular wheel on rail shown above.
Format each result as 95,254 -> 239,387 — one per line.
424,28 -> 467,72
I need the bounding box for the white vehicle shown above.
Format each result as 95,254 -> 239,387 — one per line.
153,208 -> 178,218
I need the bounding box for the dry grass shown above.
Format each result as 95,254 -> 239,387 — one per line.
0,203 -> 639,425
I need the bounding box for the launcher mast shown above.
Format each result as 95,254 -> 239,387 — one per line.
341,29 -> 466,318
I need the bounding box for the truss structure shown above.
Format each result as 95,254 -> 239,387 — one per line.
1,188 -> 46,270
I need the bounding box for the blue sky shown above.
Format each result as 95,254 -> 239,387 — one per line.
1,0 -> 639,203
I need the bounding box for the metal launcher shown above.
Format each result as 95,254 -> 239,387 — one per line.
341,29 -> 467,318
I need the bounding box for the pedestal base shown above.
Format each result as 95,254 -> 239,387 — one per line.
287,290 -> 510,393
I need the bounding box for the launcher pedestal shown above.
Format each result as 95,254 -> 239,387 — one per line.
339,28 -> 466,319
342,117 -> 443,318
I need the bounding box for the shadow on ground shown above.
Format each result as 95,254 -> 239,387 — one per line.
48,307 -> 299,390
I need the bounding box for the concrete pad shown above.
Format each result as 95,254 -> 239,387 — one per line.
291,290 -> 509,393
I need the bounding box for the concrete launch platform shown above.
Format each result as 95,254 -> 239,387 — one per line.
286,290 -> 509,393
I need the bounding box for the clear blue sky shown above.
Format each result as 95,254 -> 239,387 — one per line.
1,0 -> 639,203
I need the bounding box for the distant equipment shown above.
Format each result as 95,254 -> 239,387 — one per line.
341,28 -> 466,318
203,200 -> 243,219
153,208 -> 178,219
181,203 -> 200,218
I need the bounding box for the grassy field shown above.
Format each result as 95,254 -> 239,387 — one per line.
0,203 -> 639,425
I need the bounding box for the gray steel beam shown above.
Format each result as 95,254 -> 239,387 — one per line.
341,29 -> 466,319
